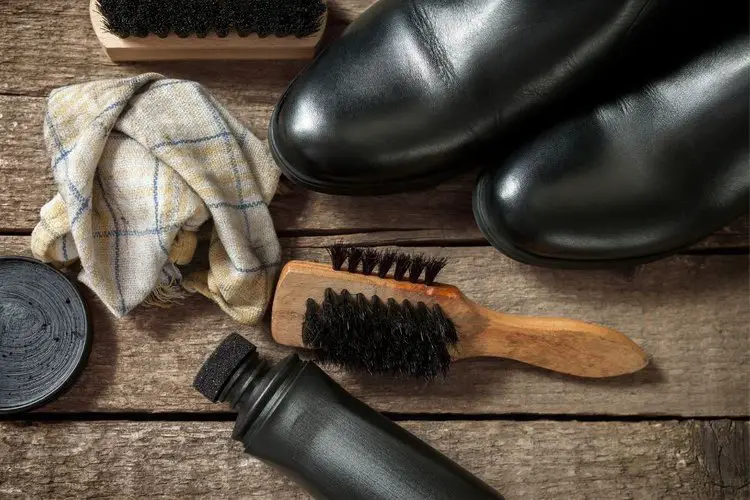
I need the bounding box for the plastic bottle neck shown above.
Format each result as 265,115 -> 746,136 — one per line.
230,354 -> 305,441
216,351 -> 270,409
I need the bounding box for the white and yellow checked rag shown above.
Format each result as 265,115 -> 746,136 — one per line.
31,73 -> 281,324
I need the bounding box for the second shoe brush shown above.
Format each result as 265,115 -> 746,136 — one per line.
271,245 -> 648,379
91,0 -> 328,61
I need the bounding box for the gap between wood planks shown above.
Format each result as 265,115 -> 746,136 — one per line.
2,412 -> 749,423
0,228 -> 747,253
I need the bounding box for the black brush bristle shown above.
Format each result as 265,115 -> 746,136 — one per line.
325,246 -> 447,283
377,251 -> 397,278
96,0 -> 326,39
408,254 -> 427,283
361,249 -> 380,275
393,254 -> 411,281
302,289 -> 458,379
347,247 -> 364,273
327,243 -> 348,271
431,304 -> 458,345
424,257 -> 447,285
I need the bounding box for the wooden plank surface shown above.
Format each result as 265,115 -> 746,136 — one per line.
2,0 -> 748,497
2,236 -> 747,416
1,0 -> 748,245
0,419 -> 746,499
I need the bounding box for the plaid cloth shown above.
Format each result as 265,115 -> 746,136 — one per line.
31,73 -> 281,324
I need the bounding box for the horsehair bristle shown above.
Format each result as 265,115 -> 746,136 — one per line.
424,257 -> 448,285
346,247 -> 364,273
327,243 -> 348,270
96,0 -> 326,39
408,254 -> 427,283
302,289 -> 458,379
377,250 -> 397,278
361,249 -> 380,275
324,245 -> 447,284
393,253 -> 411,280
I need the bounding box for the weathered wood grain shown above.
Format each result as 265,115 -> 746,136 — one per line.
3,1 -> 747,496
0,96 -> 51,231
1,236 -> 747,416
0,419 -> 746,499
693,420 -> 750,495
1,1 -> 748,245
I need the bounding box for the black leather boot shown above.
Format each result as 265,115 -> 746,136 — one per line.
472,34 -> 749,268
269,0 -> 739,194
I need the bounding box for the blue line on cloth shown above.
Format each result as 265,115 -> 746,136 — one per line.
50,76 -> 143,168
51,147 -> 72,171
51,100 -> 125,172
195,87 -> 254,237
51,80 -> 190,170
230,260 -> 281,274
95,176 -> 127,316
70,196 -> 91,227
150,131 -> 231,150
62,235 -> 69,261
92,222 -> 182,239
90,98 -> 128,123
45,110 -> 88,207
240,129 -> 251,144
206,199 -> 265,209
152,158 -> 169,255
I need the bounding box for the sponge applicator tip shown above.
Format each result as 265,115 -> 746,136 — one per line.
194,333 -> 256,402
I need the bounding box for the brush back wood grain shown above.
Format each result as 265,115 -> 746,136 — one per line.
271,261 -> 648,377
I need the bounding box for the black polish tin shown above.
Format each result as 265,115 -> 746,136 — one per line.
0,256 -> 92,414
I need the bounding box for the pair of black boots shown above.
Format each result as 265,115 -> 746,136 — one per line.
269,0 -> 748,268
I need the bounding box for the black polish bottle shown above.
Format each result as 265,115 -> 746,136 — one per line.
194,333 -> 503,500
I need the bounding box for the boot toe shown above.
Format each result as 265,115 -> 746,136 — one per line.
269,2 -> 456,195
473,42 -> 749,269
270,73 -> 344,192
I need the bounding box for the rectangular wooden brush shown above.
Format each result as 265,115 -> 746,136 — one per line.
90,0 -> 327,61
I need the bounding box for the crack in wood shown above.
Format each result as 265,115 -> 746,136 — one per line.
693,420 -> 750,495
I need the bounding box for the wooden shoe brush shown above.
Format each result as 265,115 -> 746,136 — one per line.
90,0 -> 327,61
271,245 -> 649,379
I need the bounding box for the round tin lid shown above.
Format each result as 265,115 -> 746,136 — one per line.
0,257 -> 91,414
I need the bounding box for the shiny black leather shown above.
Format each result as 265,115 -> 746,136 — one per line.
473,35 -> 749,267
270,0 -> 737,194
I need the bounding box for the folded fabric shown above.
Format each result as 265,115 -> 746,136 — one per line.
31,73 -> 282,324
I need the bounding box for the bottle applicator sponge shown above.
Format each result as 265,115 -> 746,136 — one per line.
90,0 -> 328,61
193,333 -> 258,403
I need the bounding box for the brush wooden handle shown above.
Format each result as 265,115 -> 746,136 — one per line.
271,261 -> 648,378
448,302 -> 647,377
